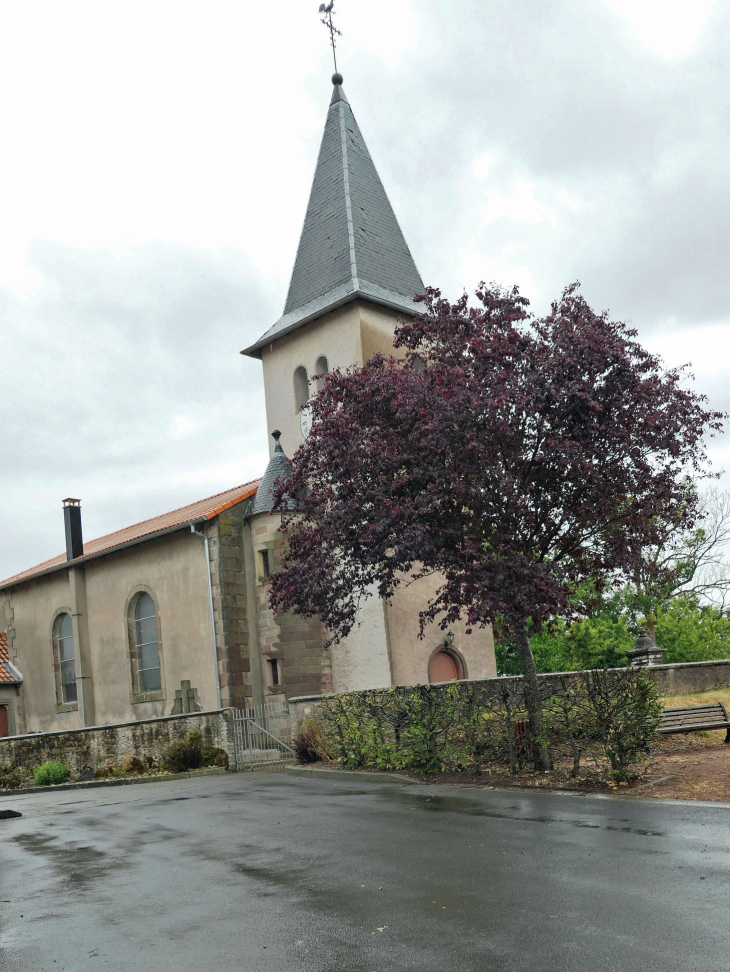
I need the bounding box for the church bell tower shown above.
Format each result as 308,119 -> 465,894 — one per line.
243,74 -> 497,694
242,73 -> 424,454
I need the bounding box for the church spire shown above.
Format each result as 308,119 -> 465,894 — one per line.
243,75 -> 424,358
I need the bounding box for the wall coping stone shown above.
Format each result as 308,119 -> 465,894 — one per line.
2,708 -> 231,743
288,658 -> 730,706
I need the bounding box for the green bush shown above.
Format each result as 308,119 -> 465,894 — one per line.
0,762 -> 24,790
161,733 -> 203,773
34,761 -> 71,786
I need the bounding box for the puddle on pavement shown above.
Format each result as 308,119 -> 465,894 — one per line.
12,832 -> 129,890
390,792 -> 666,837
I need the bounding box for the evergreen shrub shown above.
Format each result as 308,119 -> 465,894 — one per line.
34,761 -> 71,786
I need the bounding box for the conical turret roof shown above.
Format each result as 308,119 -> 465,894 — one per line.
249,431 -> 296,516
243,76 -> 424,357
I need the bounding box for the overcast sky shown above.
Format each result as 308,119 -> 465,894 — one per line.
1,0 -> 729,579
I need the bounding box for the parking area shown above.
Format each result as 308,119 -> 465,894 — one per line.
1,772 -> 729,971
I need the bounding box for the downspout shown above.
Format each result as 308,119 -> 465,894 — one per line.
190,523 -> 222,710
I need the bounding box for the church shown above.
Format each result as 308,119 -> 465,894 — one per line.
0,74 -> 496,737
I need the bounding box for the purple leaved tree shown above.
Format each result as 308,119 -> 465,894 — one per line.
269,283 -> 724,770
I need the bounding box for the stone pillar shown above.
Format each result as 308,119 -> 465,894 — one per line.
626,627 -> 666,668
243,519 -> 265,708
68,566 -> 95,726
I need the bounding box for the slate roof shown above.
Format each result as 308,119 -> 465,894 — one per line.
0,631 -> 22,684
249,433 -> 295,516
0,480 -> 262,590
243,78 -> 424,358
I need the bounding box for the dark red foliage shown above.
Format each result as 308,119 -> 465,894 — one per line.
268,283 -> 724,646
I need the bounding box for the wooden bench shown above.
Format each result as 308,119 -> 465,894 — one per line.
659,702 -> 730,743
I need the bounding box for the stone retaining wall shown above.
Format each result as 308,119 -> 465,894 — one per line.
288,659 -> 730,732
0,708 -> 235,776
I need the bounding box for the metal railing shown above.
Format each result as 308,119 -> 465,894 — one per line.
231,701 -> 295,770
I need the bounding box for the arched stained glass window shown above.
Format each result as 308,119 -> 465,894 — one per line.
134,593 -> 161,693
55,613 -> 77,704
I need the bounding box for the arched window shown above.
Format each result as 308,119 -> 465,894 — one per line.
134,593 -> 162,693
429,649 -> 464,683
314,355 -> 329,392
53,612 -> 77,704
294,366 -> 309,411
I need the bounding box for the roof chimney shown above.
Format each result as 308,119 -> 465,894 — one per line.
62,498 -> 84,561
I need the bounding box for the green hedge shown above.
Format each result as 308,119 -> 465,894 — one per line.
318,668 -> 662,781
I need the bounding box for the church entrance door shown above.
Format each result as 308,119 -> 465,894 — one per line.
430,651 -> 459,683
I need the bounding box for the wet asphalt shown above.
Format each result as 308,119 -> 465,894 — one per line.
0,773 -> 728,972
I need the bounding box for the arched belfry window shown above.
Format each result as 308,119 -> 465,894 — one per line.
294,366 -> 309,411
53,612 -> 77,704
314,356 -> 329,392
132,592 -> 162,694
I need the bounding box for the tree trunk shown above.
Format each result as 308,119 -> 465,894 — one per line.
514,625 -> 552,771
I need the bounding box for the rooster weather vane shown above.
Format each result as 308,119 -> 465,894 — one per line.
319,1 -> 342,76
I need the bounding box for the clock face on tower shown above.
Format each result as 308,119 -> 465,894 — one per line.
300,404 -> 313,438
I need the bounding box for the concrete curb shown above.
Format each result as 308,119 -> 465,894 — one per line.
284,765 -> 415,784
0,767 -> 228,798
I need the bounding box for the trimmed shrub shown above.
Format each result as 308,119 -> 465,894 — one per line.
34,761 -> 71,786
161,732 -> 203,773
0,763 -> 24,790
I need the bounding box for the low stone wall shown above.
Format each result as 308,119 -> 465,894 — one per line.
646,659 -> 730,696
288,659 -> 730,731
0,709 -> 235,776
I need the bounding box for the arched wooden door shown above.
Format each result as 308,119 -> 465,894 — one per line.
430,651 -> 459,683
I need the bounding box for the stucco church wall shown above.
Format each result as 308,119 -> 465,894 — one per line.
83,530 -> 218,724
4,529 -> 218,733
3,570 -> 77,735
330,591 -> 392,693
385,574 -> 497,686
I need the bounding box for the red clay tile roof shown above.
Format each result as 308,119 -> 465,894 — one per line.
0,479 -> 261,591
0,631 -> 22,683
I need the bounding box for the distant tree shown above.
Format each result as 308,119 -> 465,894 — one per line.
623,488 -> 730,639
269,283 -> 724,771
654,596 -> 730,664
496,614 -> 633,676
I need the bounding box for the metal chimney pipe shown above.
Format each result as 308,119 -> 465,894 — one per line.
62,498 -> 84,561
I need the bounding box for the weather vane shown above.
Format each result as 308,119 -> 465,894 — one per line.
318,1 -> 342,76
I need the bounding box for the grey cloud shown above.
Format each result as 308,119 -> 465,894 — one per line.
348,0 -> 730,332
0,242 -> 275,578
4,0 -> 730,576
